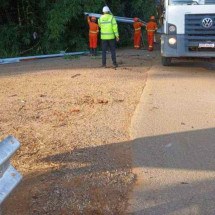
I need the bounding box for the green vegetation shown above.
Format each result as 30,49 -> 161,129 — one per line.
0,0 -> 157,57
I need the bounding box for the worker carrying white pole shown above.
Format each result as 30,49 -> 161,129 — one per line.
146,16 -> 158,51
133,17 -> 145,49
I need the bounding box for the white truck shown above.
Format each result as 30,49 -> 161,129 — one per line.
161,0 -> 215,65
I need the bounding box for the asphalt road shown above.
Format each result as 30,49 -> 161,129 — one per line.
128,59 -> 215,215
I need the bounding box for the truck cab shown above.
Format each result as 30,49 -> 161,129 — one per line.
161,0 -> 215,65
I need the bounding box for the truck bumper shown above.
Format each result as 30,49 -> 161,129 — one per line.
161,34 -> 215,58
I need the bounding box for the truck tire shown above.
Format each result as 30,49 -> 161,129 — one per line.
162,57 -> 172,66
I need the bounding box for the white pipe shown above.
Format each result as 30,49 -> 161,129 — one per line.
85,12 -> 147,25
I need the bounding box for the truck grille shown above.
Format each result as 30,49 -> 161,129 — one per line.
185,14 -> 215,52
205,0 -> 215,4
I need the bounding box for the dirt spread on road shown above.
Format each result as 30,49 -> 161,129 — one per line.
0,49 -> 158,215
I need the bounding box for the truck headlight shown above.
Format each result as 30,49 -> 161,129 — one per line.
168,24 -> 177,35
169,37 -> 177,45
169,25 -> 176,33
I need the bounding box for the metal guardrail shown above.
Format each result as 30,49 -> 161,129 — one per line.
0,51 -> 88,65
84,12 -> 147,25
0,136 -> 22,208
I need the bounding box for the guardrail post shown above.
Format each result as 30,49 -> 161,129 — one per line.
0,136 -> 22,210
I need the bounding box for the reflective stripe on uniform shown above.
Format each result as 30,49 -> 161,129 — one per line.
90,31 -> 98,33
99,21 -> 112,24
147,30 -> 155,32
101,32 -> 114,35
135,28 -> 141,31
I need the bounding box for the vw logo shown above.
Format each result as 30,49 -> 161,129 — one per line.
202,18 -> 213,28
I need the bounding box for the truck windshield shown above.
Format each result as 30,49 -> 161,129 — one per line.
169,0 -> 215,5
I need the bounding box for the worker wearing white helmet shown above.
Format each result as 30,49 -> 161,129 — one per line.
102,6 -> 110,13
98,6 -> 119,68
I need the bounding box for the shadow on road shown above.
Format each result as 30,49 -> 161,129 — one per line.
3,127 -> 215,214
128,178 -> 215,215
169,60 -> 215,71
132,127 -> 215,171
130,127 -> 215,214
42,127 -> 215,172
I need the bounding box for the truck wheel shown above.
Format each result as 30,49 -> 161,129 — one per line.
162,57 -> 172,66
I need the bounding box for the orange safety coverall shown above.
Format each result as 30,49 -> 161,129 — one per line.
133,22 -> 144,49
88,17 -> 99,49
146,21 -> 158,51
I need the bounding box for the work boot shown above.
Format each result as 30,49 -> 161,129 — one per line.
93,49 -> 97,56
100,64 -> 107,68
148,47 -> 153,52
112,63 -> 118,69
90,48 -> 93,56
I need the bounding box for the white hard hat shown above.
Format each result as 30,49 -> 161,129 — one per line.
103,6 -> 110,13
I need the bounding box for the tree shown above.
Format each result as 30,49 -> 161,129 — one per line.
0,0 -> 156,57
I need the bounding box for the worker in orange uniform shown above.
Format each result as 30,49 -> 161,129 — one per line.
146,16 -> 158,51
133,17 -> 144,49
87,15 -> 99,56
